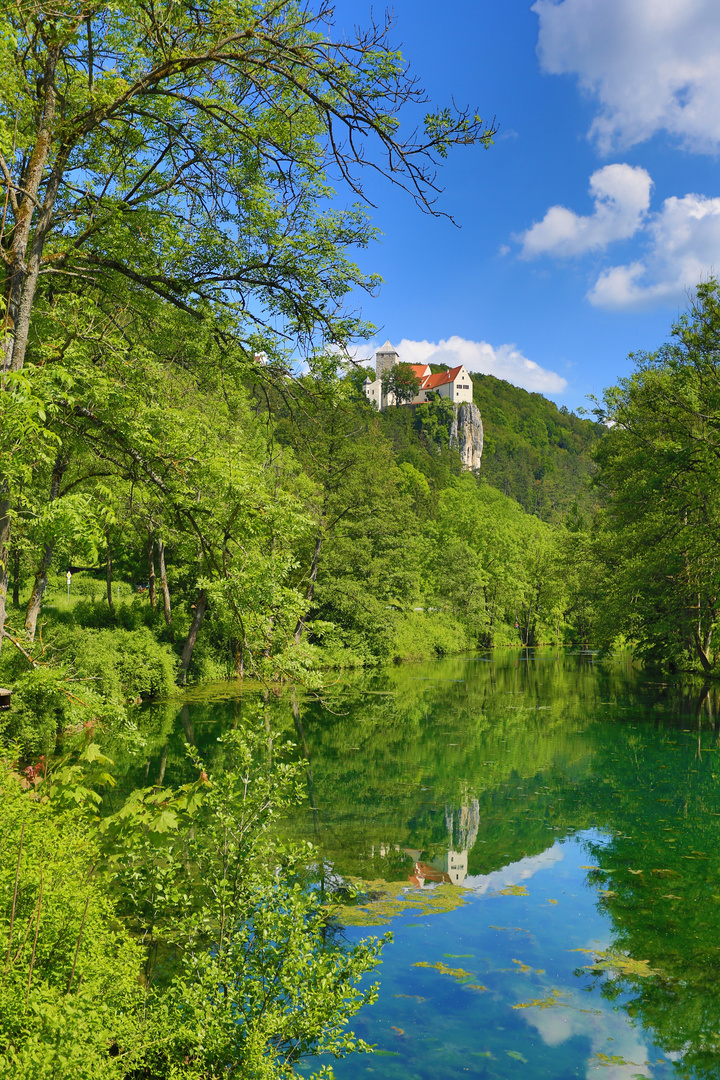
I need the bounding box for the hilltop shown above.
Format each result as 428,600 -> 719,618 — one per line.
378,364 -> 605,524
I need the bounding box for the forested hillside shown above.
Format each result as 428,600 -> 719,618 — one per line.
405,365 -> 604,521
472,374 -> 604,522
2,342 -> 601,764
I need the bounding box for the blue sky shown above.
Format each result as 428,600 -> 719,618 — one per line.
331,0 -> 720,410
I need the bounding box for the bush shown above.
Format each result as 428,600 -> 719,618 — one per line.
0,759 -> 146,1079
0,626 -> 176,758
391,611 -> 470,662
3,667 -> 124,757
54,626 -> 177,702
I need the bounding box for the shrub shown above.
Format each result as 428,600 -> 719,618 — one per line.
0,760 -> 146,1079
54,626 -> 177,702
0,626 -> 176,758
4,667 -> 124,757
391,611 -> 470,662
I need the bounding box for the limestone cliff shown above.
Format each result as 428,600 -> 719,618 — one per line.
449,402 -> 484,472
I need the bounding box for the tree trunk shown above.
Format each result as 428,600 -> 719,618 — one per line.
693,628 -> 713,675
11,544 -> 20,607
148,531 -> 157,608
292,692 -> 320,839
294,533 -> 323,644
3,46 -> 61,376
156,743 -> 168,786
179,703 -> 195,745
106,545 -> 115,616
25,453 -> 67,641
158,539 -> 171,625
24,548 -> 53,641
2,49 -> 62,380
234,639 -> 245,679
178,589 -> 207,685
0,495 -> 10,657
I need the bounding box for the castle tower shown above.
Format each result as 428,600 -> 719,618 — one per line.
375,340 -> 399,381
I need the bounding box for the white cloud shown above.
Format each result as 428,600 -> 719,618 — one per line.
393,336 -> 568,394
517,163 -> 720,310
464,845 -> 565,895
523,985 -> 652,1080
518,165 -> 652,258
533,0 -> 720,153
589,192 -> 720,309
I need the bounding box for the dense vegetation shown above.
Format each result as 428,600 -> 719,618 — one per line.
0,721 -> 386,1079
1,369 -> 603,759
3,0 -> 720,1075
586,280 -> 720,677
0,0 -> 496,1075
471,373 -> 603,524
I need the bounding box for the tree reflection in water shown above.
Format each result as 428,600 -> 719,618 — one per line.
106,651 -> 720,1079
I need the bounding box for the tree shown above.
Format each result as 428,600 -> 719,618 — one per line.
433,476 -> 565,647
592,279 -> 720,673
100,719 -> 385,1078
270,366 -> 423,661
0,0 -> 496,652
381,362 -> 422,406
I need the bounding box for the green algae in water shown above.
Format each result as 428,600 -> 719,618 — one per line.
412,960 -> 488,991
330,878 -> 469,927
497,883 -> 530,896
511,957 -> 545,975
570,947 -> 660,979
413,961 -> 475,979
512,988 -> 571,1010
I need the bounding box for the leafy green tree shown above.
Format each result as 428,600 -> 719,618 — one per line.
592,280 -> 720,673
381,362 -> 422,406
0,0 -> 495,651
413,394 -> 456,446
432,476 -> 566,646
271,367 -> 424,664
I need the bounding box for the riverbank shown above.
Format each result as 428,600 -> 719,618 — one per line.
0,579 -> 586,760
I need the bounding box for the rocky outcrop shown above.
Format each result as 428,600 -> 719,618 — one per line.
445,799 -> 480,853
449,402 -> 484,472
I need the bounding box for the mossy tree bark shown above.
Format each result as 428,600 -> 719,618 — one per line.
179,589 -> 208,685
25,453 -> 67,642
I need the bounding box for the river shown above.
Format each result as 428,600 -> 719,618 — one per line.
114,649 -> 720,1079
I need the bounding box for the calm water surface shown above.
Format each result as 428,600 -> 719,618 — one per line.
115,650 -> 720,1080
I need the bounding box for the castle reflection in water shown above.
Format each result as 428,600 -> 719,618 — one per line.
369,798 -> 480,888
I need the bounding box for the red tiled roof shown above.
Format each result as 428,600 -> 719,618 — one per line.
406,364 -> 431,378
421,365 -> 463,390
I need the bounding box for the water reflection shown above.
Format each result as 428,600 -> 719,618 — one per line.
110,650 -> 720,1079
405,799 -> 480,887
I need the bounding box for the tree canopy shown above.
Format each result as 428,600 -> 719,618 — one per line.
381,362 -> 422,406
590,279 -> 720,674
0,0 -> 496,657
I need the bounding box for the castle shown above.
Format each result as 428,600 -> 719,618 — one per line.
363,341 -> 474,411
